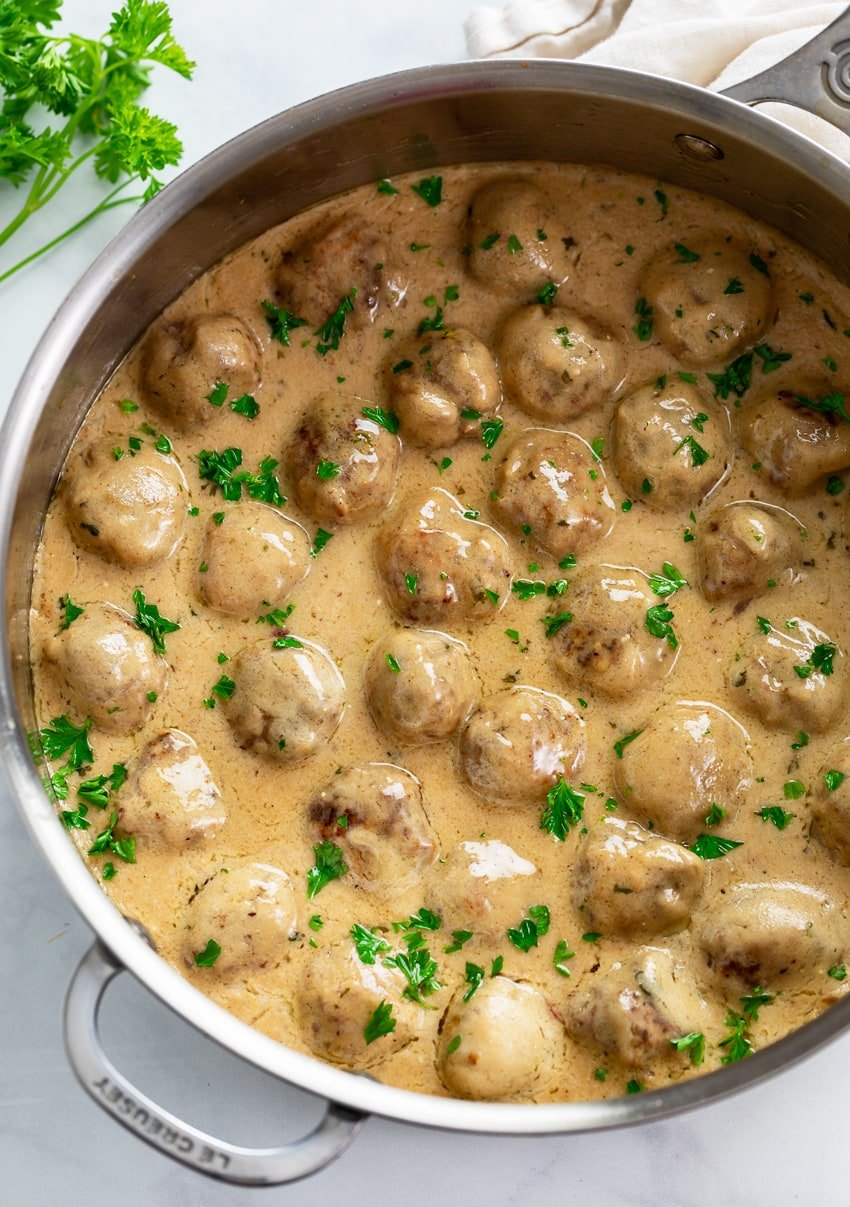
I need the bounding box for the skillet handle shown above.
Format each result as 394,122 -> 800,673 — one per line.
63,939 -> 368,1186
721,5 -> 850,135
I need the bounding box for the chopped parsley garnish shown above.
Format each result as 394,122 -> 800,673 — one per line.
377,178 -> 399,194
705,804 -> 726,827
261,300 -> 308,346
827,475 -> 844,495
741,987 -> 775,1021
613,729 -> 643,759
88,811 -> 136,864
316,459 -> 340,480
405,572 -> 418,595
78,763 -> 126,809
102,863 -> 117,881
60,803 -> 90,830
491,955 -> 504,977
230,394 -> 259,420
306,841 -> 348,898
364,1001 -> 396,1044
385,653 -> 401,674
33,714 -> 94,799
791,731 -> 809,751
828,964 -> 847,981
384,936 -> 441,1005
633,296 -> 653,341
438,457 -> 452,474
707,352 -> 753,400
463,962 -> 485,1001
480,416 -> 503,450
410,175 -> 442,206
537,280 -> 558,305
392,358 -> 413,375
543,611 -> 573,638
272,636 -> 303,650
794,642 -> 837,679
673,242 -> 699,262
154,434 -> 172,454
626,1079 -> 643,1094
724,277 -> 744,295
758,805 -> 794,829
197,447 -> 284,506
310,528 -> 333,558
754,343 -> 792,374
756,615 -> 772,635
132,589 -> 180,656
58,594 -> 84,631
749,252 -> 770,275
824,769 -> 846,792
783,779 -> 805,800
393,908 -> 442,935
674,434 -> 709,467
309,915 -> 324,932
206,381 -> 228,406
553,939 -> 575,977
211,674 -> 235,699
512,579 -> 546,600
119,400 -> 139,413
645,603 -> 678,649
194,939 -> 221,968
350,923 -> 391,965
507,905 -> 550,952
362,405 -> 400,434
719,1011 -> 753,1063
793,391 -> 850,423
582,932 -> 601,943
688,833 -> 744,860
654,187 -> 668,216
541,777 -> 584,840
257,604 -> 294,626
479,232 -> 500,250
670,1032 -> 705,1066
446,1034 -> 462,1055
314,288 -> 356,356
443,930 -> 473,953
648,563 -> 687,598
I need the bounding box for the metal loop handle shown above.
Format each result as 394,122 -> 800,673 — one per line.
63,940 -> 367,1186
721,5 -> 850,136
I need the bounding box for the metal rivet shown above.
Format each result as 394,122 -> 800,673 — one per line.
674,133 -> 725,161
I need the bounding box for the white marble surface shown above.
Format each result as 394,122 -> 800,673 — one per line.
3,2 -> 850,1203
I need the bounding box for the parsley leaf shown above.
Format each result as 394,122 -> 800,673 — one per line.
463,962 -> 485,1001
645,603 -> 678,649
410,175 -> 442,206
362,405 -> 400,434
758,806 -> 794,829
443,929 -> 473,953
262,300 -> 307,346
132,588 -> 179,655
507,905 -> 550,952
674,434 -> 709,467
350,923 -> 391,965
648,562 -> 687,597
58,594 -> 84,630
541,777 -> 584,840
306,841 -> 348,898
794,642 -> 837,679
364,1001 -> 396,1044
613,729 -> 642,759
194,939 -> 221,968
87,810 -> 136,863
314,288 -> 356,356
670,1031 -> 705,1066
719,1011 -> 753,1063
688,833 -> 744,860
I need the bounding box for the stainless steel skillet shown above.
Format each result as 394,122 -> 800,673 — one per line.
4,7 -> 850,1187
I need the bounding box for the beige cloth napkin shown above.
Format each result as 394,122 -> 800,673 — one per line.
465,0 -> 850,156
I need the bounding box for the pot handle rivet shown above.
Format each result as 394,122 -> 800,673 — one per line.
63,940 -> 368,1186
674,133 -> 725,161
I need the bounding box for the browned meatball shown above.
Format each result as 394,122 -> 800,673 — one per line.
437,978 -> 562,1100
810,738 -> 850,865
611,382 -> 730,508
140,312 -> 261,430
567,948 -> 710,1068
459,686 -> 586,804
197,503 -> 311,618
274,211 -> 406,328
493,428 -> 616,560
732,618 -> 845,733
467,179 -> 572,297
377,487 -> 513,628
549,564 -> 677,699
62,438 -> 187,568
613,701 -> 752,841
425,839 -> 541,943
307,763 -> 437,898
119,729 -> 226,849
737,391 -> 850,494
286,392 -> 401,526
41,602 -> 166,735
296,941 -> 420,1068
222,637 -> 345,763
498,306 -> 622,423
699,882 -> 843,988
364,628 -> 477,745
181,862 -> 298,976
641,237 -> 774,366
390,327 -> 501,449
573,818 -> 705,937
697,501 -> 804,602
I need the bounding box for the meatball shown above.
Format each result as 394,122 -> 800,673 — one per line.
286,392 -> 401,526
181,862 -> 298,976
274,211 -> 405,328
364,628 -> 477,745
41,602 -> 166,735
811,738 -> 850,865
613,701 -> 752,841
425,839 -> 541,943
437,977 -> 562,1100
611,382 -> 730,508
307,763 -> 437,897
467,179 -> 571,296
296,941 -> 419,1068
62,437 -> 187,568
222,637 -> 345,762
732,618 -> 845,733
118,729 -> 226,849
737,391 -> 850,495
377,487 -> 512,628
498,306 -> 622,423
549,564 -> 676,699
390,327 -> 501,450
493,428 -> 616,560
699,882 -> 843,988
641,237 -> 774,366
573,818 -> 705,937
697,501 -> 803,602
140,312 -> 261,430
459,686 -> 585,805
567,948 -> 710,1068
197,503 -> 311,618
